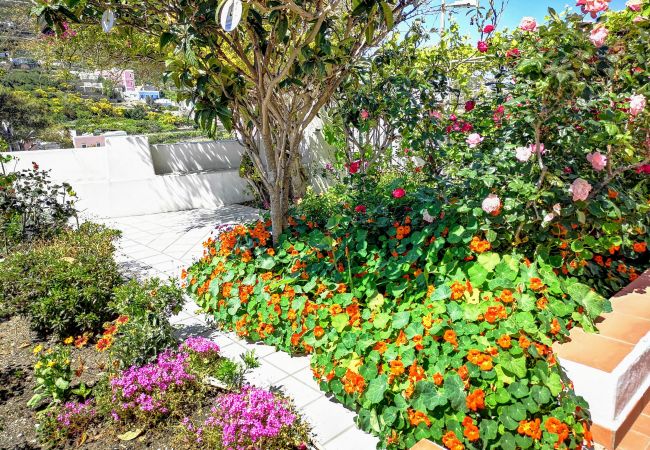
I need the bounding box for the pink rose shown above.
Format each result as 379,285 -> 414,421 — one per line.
577,0 -> 611,18
630,94 -> 646,116
360,109 -> 370,120
636,164 -> 650,175
519,17 -> 537,31
569,178 -> 592,202
586,152 -> 607,171
354,205 -> 367,213
515,146 -> 533,162
477,41 -> 489,53
589,25 -> 608,47
466,133 -> 484,148
465,100 -> 476,112
483,25 -> 495,33
626,0 -> 641,11
392,188 -> 406,199
429,110 -> 442,120
348,160 -> 361,174
633,16 -> 645,23
482,194 -> 501,216
450,114 -> 457,121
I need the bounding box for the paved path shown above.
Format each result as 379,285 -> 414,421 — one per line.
99,206 -> 379,450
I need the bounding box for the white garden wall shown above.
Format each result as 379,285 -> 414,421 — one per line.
2,136 -> 252,218
2,124 -> 337,218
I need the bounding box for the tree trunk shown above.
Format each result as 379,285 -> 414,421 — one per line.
269,186 -> 287,246
289,150 -> 308,200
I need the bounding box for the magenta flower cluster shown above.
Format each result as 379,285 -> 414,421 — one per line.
110,349 -> 195,418
180,336 -> 220,355
208,386 -> 296,449
56,399 -> 96,427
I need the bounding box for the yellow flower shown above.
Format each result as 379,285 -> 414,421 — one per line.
35,362 -> 43,369
63,336 -> 74,345
33,345 -> 43,355
47,361 -> 56,367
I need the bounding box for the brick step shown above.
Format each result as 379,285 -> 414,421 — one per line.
553,270 -> 650,449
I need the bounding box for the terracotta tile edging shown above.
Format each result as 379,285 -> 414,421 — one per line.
410,439 -> 445,450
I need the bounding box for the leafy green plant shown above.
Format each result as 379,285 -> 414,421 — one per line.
0,158 -> 77,255
107,278 -> 185,368
0,223 -> 122,338
29,344 -> 73,408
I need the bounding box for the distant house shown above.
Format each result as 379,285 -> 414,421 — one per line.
122,70 -> 136,92
71,130 -> 127,148
138,89 -> 161,101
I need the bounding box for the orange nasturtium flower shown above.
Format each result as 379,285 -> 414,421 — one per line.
450,281 -> 466,300
545,417 -> 570,446
469,236 -> 492,253
407,409 -> 431,427
441,431 -> 464,450
497,335 -> 511,349
443,329 -> 458,347
466,389 -> 485,411
462,416 -> 480,441
433,372 -> 444,385
499,289 -> 515,303
389,359 -> 405,377
529,277 -> 545,291
518,418 -> 542,440
633,241 -> 647,253
314,326 -> 325,338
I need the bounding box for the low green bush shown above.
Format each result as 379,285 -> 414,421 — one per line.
107,278 -> 185,368
0,223 -> 122,338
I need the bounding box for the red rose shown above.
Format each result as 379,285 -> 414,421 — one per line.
465,100 -> 476,112
392,188 -> 406,199
354,205 -> 367,213
348,160 -> 361,175
477,41 -> 489,53
483,25 -> 495,33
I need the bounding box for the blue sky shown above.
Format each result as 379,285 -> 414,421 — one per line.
414,0 -> 628,39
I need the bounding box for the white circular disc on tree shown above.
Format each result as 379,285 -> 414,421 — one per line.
101,10 -> 115,33
220,0 -> 242,33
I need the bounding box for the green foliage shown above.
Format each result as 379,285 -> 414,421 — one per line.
187,190 -> 612,448
0,160 -> 78,255
0,87 -> 53,150
29,344 -> 73,408
108,278 -> 185,368
0,223 -> 122,338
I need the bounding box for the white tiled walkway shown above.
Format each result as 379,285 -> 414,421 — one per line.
98,206 -> 379,450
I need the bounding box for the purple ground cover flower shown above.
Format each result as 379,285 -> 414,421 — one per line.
56,399 -> 96,427
180,336 -> 220,355
210,385 -> 296,449
110,349 -> 195,418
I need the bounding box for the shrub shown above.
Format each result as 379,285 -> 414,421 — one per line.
107,278 -> 185,368
0,223 -> 121,338
0,158 -> 77,254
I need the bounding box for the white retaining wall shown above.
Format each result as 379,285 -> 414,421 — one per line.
2,125 -> 337,218
2,136 -> 252,218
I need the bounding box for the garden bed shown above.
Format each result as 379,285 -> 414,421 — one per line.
0,314 -> 313,450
